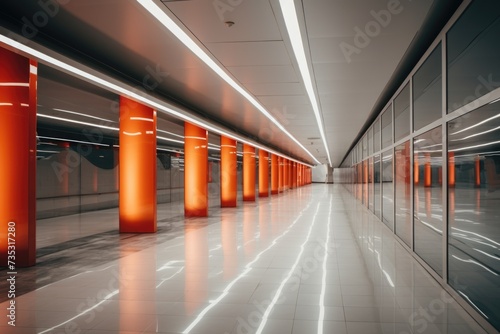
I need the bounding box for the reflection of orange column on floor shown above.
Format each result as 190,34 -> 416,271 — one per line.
0,49 -> 37,267
243,144 -> 256,201
424,153 -> 432,187
278,157 -> 284,192
259,150 -> 269,197
220,136 -> 237,207
221,216 -> 237,279
185,222 -> 208,314
119,244 -> 156,331
243,207 -> 256,257
184,122 -> 208,217
414,155 -> 419,185
475,157 -> 481,188
119,96 -> 157,233
271,154 -> 279,195
448,152 -> 455,187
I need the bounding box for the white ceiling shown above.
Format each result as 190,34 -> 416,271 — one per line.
3,0 -> 436,166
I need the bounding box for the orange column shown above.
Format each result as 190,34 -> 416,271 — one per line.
414,155 -> 419,185
278,157 -> 284,192
292,162 -> 297,188
289,161 -> 293,188
0,48 -> 37,267
243,144 -> 256,201
220,136 -> 237,207
284,159 -> 289,191
448,152 -> 455,187
259,150 -> 269,197
119,96 -> 157,233
184,122 -> 208,217
271,154 -> 279,195
475,157 -> 481,188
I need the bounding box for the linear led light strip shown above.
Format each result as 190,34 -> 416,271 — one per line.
278,0 -> 332,167
0,34 -> 314,168
136,0 -> 320,166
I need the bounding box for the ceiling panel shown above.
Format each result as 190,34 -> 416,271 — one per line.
227,65 -> 299,84
207,41 -> 293,67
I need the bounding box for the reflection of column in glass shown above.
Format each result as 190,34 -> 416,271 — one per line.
185,223 -> 208,314
438,167 -> 443,185
449,189 -> 455,224
475,188 -> 481,212
425,188 -> 431,218
221,217 -> 237,280
448,152 -> 455,187
93,165 -> 98,193
475,157 -> 481,188
424,153 -> 432,187
414,155 -> 419,185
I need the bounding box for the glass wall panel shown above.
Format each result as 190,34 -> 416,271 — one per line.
374,118 -> 381,153
374,154 -> 381,219
363,159 -> 368,207
447,0 -> 500,113
382,104 -> 392,148
368,127 -> 373,156
362,135 -> 368,159
395,141 -> 411,246
448,101 -> 500,330
413,44 -> 442,131
414,127 -> 443,275
394,84 -> 411,141
368,157 -> 374,212
382,149 -> 394,230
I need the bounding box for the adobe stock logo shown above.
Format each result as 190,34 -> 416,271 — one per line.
340,0 -> 404,64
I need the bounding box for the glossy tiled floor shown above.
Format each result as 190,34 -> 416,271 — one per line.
0,185 -> 489,333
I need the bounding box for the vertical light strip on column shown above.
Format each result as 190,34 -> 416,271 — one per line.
0,47 -> 37,267
119,96 -> 157,232
184,122 -> 208,217
271,154 -> 279,195
259,150 -> 269,197
220,136 -> 237,207
243,144 -> 256,201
